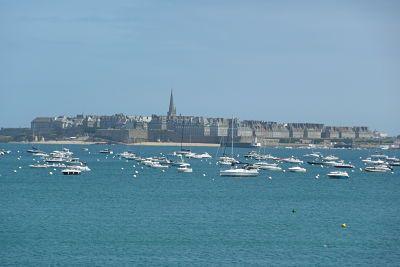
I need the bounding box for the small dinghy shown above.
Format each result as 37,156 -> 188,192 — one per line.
288,166 -> 307,173
177,166 -> 193,173
327,171 -> 349,178
62,168 -> 82,175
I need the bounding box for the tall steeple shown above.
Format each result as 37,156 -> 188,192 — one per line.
167,89 -> 176,117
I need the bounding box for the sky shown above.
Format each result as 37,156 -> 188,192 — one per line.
0,0 -> 399,135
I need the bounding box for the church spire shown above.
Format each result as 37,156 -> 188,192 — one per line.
167,89 -> 176,117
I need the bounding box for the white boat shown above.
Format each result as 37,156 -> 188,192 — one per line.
362,158 -> 385,165
119,151 -> 137,160
304,153 -> 321,158
364,165 -> 391,173
143,159 -> 154,166
68,164 -> 91,171
371,154 -> 388,159
327,171 -> 349,178
219,158 -> 239,165
219,160 -> 235,165
322,160 -> 343,166
174,149 -> 192,156
288,166 -> 307,173
27,147 -> 44,154
334,163 -> 355,169
62,168 -> 81,175
219,156 -> 238,162
253,162 -> 279,169
32,152 -> 49,157
250,136 -> 261,147
99,149 -> 113,154
177,166 -> 193,173
189,152 -> 212,159
218,156 -> 239,165
151,162 -> 169,168
323,155 -> 339,161
219,117 -> 239,166
282,157 -> 303,164
261,165 -> 282,171
29,164 -> 49,168
172,155 -> 191,167
47,163 -> 67,168
244,151 -> 258,158
45,157 -> 65,163
220,168 -> 259,177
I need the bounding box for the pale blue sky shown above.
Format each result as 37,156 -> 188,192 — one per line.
0,0 -> 399,134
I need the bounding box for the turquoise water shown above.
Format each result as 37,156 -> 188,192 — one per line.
1,144 -> 399,265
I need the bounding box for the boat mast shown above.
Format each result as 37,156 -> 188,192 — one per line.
181,119 -> 184,151
231,117 -> 234,157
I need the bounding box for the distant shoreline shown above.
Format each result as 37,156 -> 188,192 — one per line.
131,142 -> 220,147
12,141 -> 220,147
14,141 -> 97,145
8,141 -> 394,149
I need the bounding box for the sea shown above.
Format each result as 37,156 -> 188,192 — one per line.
1,143 -> 399,266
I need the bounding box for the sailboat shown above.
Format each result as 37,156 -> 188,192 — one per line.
220,117 -> 259,177
218,131 -> 238,165
174,119 -> 191,156
250,134 -> 261,148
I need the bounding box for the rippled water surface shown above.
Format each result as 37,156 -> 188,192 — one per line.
1,144 -> 399,265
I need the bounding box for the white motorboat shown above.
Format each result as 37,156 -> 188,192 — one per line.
184,152 -> 197,158
304,153 -> 322,158
45,157 -> 65,163
389,161 -> 400,167
218,156 -> 239,165
322,160 -> 343,166
219,156 -> 238,162
364,165 -> 391,173
370,154 -> 388,160
244,151 -> 258,158
323,155 -> 339,161
68,163 -> 91,171
189,152 -> 212,159
362,158 -> 385,165
220,168 -> 259,177
253,162 -> 279,169
218,157 -> 239,165
62,168 -> 81,175
387,157 -> 400,162
143,159 -> 155,166
177,166 -> 193,173
334,163 -> 355,169
29,164 -> 49,168
47,163 -> 67,168
282,157 -> 303,164
151,162 -> 169,169
218,160 -> 234,165
99,149 -> 113,154
261,165 -> 282,171
288,166 -> 307,173
119,151 -> 137,160
327,171 -> 349,178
